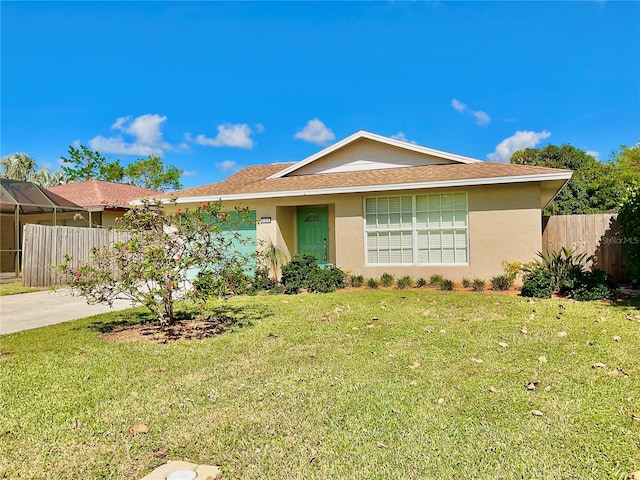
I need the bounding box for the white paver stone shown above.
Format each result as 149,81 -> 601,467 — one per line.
139,461 -> 197,480
167,470 -> 197,480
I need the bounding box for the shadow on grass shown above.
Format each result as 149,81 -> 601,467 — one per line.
202,302 -> 272,329
611,296 -> 640,310
87,310 -> 155,333
86,300 -> 273,336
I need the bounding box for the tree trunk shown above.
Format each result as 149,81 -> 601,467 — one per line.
158,299 -> 174,328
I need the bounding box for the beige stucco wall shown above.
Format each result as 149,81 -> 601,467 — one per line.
170,181 -> 543,281
101,211 -> 124,228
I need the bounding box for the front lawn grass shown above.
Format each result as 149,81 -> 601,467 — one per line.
0,281 -> 44,296
1,290 -> 639,479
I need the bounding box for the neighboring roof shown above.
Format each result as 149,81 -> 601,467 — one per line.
0,178 -> 84,214
47,180 -> 159,209
268,130 -> 481,178
161,161 -> 572,203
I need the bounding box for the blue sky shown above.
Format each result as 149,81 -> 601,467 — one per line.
2,1 -> 639,189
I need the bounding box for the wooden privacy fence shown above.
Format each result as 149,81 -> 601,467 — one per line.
542,214 -> 628,282
22,224 -> 130,287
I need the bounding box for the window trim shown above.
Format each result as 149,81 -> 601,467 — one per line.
363,193 -> 469,266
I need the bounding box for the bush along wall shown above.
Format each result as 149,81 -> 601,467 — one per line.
521,248 -> 612,300
280,253 -> 345,294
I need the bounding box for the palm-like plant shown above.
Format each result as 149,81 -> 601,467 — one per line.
0,153 -> 36,181
258,237 -> 288,281
27,168 -> 66,187
527,247 -> 593,291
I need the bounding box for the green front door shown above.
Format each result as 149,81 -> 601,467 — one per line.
297,206 -> 329,265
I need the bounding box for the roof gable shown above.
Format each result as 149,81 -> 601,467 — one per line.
269,130 -> 481,179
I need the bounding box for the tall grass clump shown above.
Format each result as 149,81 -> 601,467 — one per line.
472,278 -> 486,292
396,275 -> 413,289
380,272 -> 395,287
439,279 -> 454,291
349,275 -> 364,288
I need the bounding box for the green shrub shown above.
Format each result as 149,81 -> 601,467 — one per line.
194,263 -> 251,297
280,253 -> 319,294
440,279 -> 454,291
249,266 -> 279,294
527,248 -> 591,291
349,274 -> 364,288
380,272 -> 395,287
491,274 -> 512,291
472,279 -> 486,292
416,277 -> 427,288
560,269 -> 613,301
619,188 -> 640,283
461,278 -> 472,288
366,277 -> 379,289
396,275 -> 413,289
308,265 -> 346,293
521,269 -> 554,298
280,255 -> 346,295
501,260 -> 523,284
429,274 -> 445,287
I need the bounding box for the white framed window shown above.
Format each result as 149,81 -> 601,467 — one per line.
364,193 -> 468,265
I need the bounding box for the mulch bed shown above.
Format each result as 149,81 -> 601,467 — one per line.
100,319 -> 230,343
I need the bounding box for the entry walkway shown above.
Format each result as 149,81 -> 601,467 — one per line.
0,289 -> 135,334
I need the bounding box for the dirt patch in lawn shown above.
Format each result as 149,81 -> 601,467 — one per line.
100,319 -> 231,343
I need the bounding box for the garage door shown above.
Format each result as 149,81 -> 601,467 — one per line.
225,210 -> 257,268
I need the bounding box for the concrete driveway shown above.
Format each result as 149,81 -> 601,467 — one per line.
0,289 -> 136,335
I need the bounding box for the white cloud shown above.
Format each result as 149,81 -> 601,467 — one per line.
215,160 -> 240,173
195,124 -> 254,149
294,119 -> 335,145
451,99 -> 467,112
111,116 -> 129,131
255,123 -> 265,133
451,98 -> 491,126
182,170 -> 198,177
487,130 -> 551,163
473,111 -> 491,126
586,150 -> 600,159
89,114 -> 172,156
390,131 -> 417,144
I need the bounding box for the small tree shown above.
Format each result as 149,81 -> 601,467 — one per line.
60,146 -> 182,191
122,155 -> 183,191
61,200 -> 253,328
61,145 -> 124,182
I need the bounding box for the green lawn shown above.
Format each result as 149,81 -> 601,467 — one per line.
0,281 -> 44,296
1,290 -> 639,479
